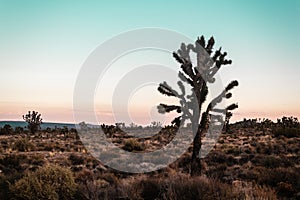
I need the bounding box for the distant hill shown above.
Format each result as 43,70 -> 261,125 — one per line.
0,121 -> 76,130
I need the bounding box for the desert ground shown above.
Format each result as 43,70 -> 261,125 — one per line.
0,118 -> 299,199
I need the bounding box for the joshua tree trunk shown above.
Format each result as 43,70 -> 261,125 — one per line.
191,125 -> 202,176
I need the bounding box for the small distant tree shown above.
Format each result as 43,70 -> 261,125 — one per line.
157,36 -> 238,176
14,126 -> 24,134
129,122 -> 138,129
79,121 -> 88,130
115,122 -> 125,129
224,111 -> 233,132
22,111 -> 42,134
150,121 -> 162,128
277,116 -> 299,128
0,124 -> 13,135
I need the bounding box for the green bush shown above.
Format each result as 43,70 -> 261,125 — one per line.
9,164 -> 77,200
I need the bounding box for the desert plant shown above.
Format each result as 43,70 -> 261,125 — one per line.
9,164 -> 77,200
157,36 -> 238,175
69,153 -> 85,165
0,154 -> 29,173
272,116 -> 300,138
0,124 -> 13,135
12,138 -> 35,152
255,167 -> 300,198
224,111 -> 233,132
277,116 -> 299,128
22,111 -> 42,134
88,175 -> 244,200
123,139 -> 145,152
14,126 -> 24,134
273,127 -> 300,138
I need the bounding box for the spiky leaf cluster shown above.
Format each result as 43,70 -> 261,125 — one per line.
157,35 -> 238,128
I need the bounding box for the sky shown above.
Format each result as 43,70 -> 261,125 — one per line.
0,0 -> 299,125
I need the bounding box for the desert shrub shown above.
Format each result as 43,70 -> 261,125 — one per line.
122,139 -> 145,152
43,143 -> 55,151
0,174 -> 9,199
0,140 -> 9,149
270,168 -> 298,186
252,155 -> 293,168
226,155 -> 238,166
69,153 -> 85,165
74,169 -> 95,184
76,179 -> 110,200
273,127 -> 300,138
255,167 -> 300,198
14,126 -> 24,134
9,164 -> 77,200
173,153 -> 192,173
277,182 -> 294,198
95,175 -> 242,200
136,178 -> 161,200
0,171 -> 24,200
70,128 -> 78,133
42,142 -> 61,152
100,173 -> 119,185
237,168 -> 258,180
45,127 -> 52,133
206,164 -> 227,179
234,182 -> 277,200
12,138 -> 35,152
149,176 -> 240,200
60,126 -> 69,135
28,154 -> 45,167
0,154 -> 29,173
75,172 -> 119,199
250,184 -> 277,199
288,145 -> 300,154
77,174 -> 279,200
206,150 -> 227,164
225,146 -> 242,156
0,124 -> 13,135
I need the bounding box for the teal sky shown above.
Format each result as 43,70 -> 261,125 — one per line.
0,0 -> 299,124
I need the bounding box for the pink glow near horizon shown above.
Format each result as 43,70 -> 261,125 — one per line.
1,103 -> 299,125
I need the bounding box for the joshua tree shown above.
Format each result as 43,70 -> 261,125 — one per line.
224,111 -> 233,132
23,111 -> 42,134
157,36 -> 238,176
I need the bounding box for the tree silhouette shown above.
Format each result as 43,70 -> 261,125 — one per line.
22,111 -> 42,134
157,36 -> 238,176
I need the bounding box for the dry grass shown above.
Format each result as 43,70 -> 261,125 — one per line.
0,125 -> 299,199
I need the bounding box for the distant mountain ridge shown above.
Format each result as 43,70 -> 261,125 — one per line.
0,121 -> 76,130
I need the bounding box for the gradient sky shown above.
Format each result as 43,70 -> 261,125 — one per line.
0,0 -> 299,124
